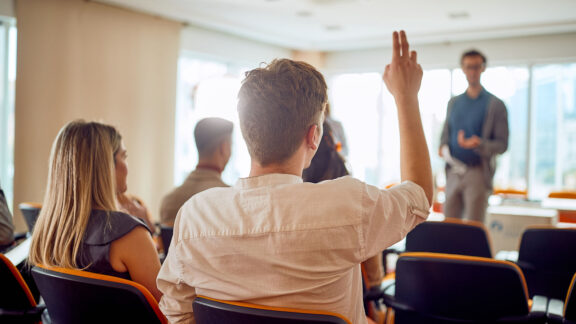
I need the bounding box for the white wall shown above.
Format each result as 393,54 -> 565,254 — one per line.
325,32 -> 576,74
180,25 -> 291,67
13,0 -> 180,231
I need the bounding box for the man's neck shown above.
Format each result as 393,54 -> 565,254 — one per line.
196,159 -> 222,174
466,85 -> 483,99
249,157 -> 304,178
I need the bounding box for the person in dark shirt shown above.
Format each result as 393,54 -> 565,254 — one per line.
0,184 -> 15,250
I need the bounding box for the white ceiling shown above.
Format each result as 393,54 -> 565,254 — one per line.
96,0 -> 576,51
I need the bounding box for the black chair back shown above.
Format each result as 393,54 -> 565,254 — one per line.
31,265 -> 166,324
405,219 -> 492,258
160,225 -> 174,255
193,296 -> 350,324
384,252 -> 545,324
565,273 -> 576,322
18,203 -> 41,233
517,227 -> 576,299
0,253 -> 44,323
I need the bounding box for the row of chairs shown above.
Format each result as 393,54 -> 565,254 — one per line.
390,219 -> 576,300
1,253 -> 352,323
378,252 -> 576,324
5,249 -> 575,324
5,204 -> 573,319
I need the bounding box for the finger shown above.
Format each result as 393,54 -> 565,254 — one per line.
400,30 -> 409,58
391,31 -> 400,61
410,50 -> 417,63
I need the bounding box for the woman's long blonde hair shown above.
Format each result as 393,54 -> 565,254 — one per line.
29,120 -> 122,268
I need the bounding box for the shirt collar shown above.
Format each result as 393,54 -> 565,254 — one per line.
465,87 -> 487,100
189,168 -> 222,179
235,173 -> 303,189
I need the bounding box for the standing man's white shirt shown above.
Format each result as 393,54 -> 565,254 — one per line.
157,174 -> 429,324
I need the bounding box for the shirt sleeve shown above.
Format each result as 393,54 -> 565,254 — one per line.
361,181 -> 430,260
157,214 -> 198,324
475,98 -> 509,157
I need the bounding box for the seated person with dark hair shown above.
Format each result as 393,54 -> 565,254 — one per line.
157,31 -> 432,324
0,184 -> 15,251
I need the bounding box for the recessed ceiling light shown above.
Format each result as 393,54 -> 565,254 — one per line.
325,25 -> 342,31
296,10 -> 313,18
448,11 -> 470,20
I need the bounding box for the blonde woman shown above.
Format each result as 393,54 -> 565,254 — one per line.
29,120 -> 162,301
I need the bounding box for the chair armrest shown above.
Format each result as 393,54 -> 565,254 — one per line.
547,298 -> 564,323
531,295 -> 548,313
0,304 -> 46,321
364,286 -> 384,302
381,280 -> 395,296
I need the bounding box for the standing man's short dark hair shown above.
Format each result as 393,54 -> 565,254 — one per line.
440,49 -> 509,223
460,49 -> 487,66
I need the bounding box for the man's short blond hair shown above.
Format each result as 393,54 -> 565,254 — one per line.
238,59 -> 327,165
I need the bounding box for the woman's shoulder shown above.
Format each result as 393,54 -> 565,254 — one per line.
84,210 -> 150,245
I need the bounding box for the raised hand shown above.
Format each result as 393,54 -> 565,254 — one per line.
382,30 -> 423,102
382,30 -> 433,205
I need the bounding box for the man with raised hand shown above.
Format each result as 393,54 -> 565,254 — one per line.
157,31 -> 432,324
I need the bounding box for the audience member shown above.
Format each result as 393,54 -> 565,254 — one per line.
302,121 -> 349,183
157,31 -> 432,324
28,120 -> 162,301
159,117 -> 233,226
324,102 -> 348,157
439,49 -> 509,223
0,183 -> 15,249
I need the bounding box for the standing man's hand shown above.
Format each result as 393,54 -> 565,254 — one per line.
457,130 -> 481,149
383,31 -> 423,101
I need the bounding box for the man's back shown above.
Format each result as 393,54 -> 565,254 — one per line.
159,168 -> 228,225
157,174 -> 429,323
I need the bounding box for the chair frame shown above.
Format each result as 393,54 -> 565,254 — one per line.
193,295 -> 352,324
517,226 -> 576,299
31,265 -> 167,324
405,218 -> 493,258
0,253 -> 45,323
382,252 -> 548,324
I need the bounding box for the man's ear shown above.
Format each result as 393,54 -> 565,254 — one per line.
219,138 -> 230,155
306,124 -> 320,150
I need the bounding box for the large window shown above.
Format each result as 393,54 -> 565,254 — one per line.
530,64 -> 576,197
0,17 -> 17,210
173,54 -> 576,201
329,63 -> 573,201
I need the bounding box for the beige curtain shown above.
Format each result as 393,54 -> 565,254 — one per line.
13,0 -> 181,231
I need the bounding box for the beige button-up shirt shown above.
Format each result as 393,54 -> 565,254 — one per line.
157,174 -> 429,324
159,168 -> 228,226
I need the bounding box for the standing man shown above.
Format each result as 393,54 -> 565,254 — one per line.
157,31 -> 432,324
159,117 -> 233,226
439,50 -> 509,223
